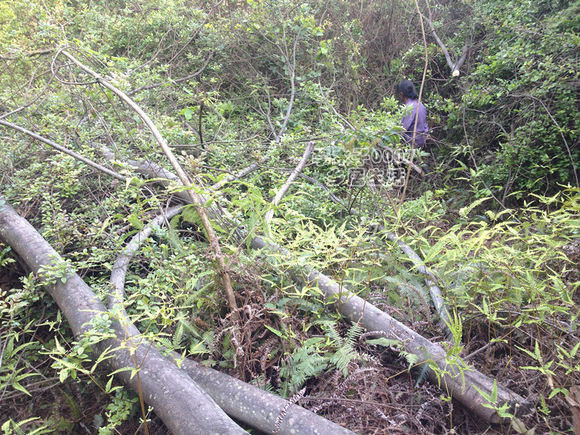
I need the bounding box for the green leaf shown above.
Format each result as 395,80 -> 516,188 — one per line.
127,213 -> 144,230
548,387 -> 568,399
59,369 -> 69,383
105,376 -> 115,393
12,381 -> 31,396
264,324 -> 285,338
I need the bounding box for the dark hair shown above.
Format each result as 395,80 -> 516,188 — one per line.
397,80 -> 418,99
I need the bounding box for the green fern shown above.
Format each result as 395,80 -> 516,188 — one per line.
330,344 -> 358,376
279,337 -> 328,396
324,322 -> 365,376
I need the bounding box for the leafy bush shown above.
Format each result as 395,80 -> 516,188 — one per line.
441,0 -> 579,198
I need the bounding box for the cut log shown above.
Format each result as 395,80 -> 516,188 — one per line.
110,206 -> 355,435
0,200 -> 354,434
0,200 -> 246,435
2,123 -> 530,423
250,236 -> 531,424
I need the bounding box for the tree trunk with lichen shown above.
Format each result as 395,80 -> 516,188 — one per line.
0,200 -> 245,435
0,199 -> 354,435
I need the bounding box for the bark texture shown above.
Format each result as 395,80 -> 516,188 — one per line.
250,236 -> 531,424
109,206 -> 355,435
0,201 -> 245,435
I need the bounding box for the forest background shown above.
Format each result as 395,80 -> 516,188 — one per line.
0,0 -> 578,433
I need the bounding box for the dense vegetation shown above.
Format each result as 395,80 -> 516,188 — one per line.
0,0 -> 578,433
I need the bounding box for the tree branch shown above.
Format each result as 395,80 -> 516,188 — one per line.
276,29 -> 301,140
264,141 -> 315,226
59,49 -> 239,317
0,119 -> 126,181
212,161 -> 262,190
422,8 -> 469,77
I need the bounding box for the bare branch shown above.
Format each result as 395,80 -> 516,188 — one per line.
264,141 -> 315,226
127,52 -> 214,96
212,161 -> 262,190
0,119 -> 126,181
59,49 -> 239,316
276,29 -> 301,141
423,12 -> 454,71
422,5 -> 469,77
453,41 -> 469,74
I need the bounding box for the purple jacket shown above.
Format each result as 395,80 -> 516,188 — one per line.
402,100 -> 429,147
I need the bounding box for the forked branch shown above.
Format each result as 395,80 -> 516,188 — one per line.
264,141 -> 315,226
422,5 -> 469,77
58,49 -> 239,316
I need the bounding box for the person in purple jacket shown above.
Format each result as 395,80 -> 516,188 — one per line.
397,80 -> 429,148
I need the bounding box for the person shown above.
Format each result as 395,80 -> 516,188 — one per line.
397,80 -> 429,148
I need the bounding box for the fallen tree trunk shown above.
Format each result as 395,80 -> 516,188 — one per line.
180,359 -> 354,434
110,206 -> 354,434
249,236 -> 530,424
95,149 -> 530,423
2,120 -> 529,423
0,200 -> 246,435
